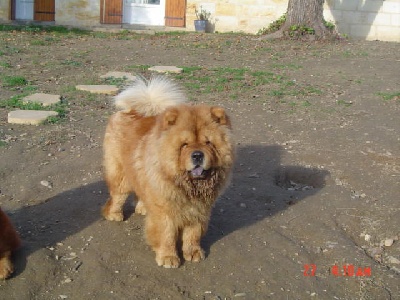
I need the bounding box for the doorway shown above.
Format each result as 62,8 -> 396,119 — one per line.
13,0 -> 55,21
123,0 -> 165,26
101,0 -> 186,27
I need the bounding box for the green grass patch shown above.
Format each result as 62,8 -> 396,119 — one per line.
1,95 -> 41,110
336,99 -> 353,107
377,92 -> 400,101
126,65 -> 151,72
0,61 -> 12,68
104,76 -> 128,87
0,46 -> 21,56
181,66 -> 202,74
2,75 -> 28,87
0,24 -> 90,35
271,63 -> 302,70
30,39 -> 47,46
61,59 -> 82,66
155,31 -> 188,37
257,13 -> 335,37
124,65 -> 322,104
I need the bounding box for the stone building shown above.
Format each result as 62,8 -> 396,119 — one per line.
0,0 -> 399,41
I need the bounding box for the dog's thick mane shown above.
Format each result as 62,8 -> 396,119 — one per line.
114,76 -> 187,116
174,168 -> 229,202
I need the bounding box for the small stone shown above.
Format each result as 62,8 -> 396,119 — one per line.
59,296 -> 68,299
248,173 -> 260,178
364,234 -> 371,242
387,256 -> 400,264
384,239 -> 394,247
335,178 -> 343,186
234,293 -> 246,297
369,247 -> 383,256
74,261 -> 83,271
40,180 -> 52,189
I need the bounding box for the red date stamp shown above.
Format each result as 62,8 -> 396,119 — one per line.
303,264 -> 371,277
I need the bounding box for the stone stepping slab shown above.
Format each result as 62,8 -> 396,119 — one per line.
23,93 -> 61,107
8,110 -> 58,125
100,71 -> 136,81
148,66 -> 183,73
75,85 -> 119,95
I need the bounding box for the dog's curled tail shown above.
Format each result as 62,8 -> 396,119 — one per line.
114,76 -> 186,116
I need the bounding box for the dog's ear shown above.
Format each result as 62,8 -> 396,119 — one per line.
162,108 -> 178,129
211,107 -> 230,127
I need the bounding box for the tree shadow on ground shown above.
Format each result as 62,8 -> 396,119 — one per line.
8,145 -> 330,275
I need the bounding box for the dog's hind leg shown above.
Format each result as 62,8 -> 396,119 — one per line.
134,199 -> 147,215
102,192 -> 129,221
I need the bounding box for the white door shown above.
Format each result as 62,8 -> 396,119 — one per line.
15,0 -> 34,20
123,0 -> 165,26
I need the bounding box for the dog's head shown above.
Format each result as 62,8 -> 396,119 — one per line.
157,105 -> 234,181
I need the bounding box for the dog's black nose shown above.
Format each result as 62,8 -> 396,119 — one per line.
191,151 -> 204,165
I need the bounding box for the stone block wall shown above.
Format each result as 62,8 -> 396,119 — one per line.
324,0 -> 400,42
0,2 -> 10,23
187,0 -> 400,41
0,0 -> 399,42
186,0 -> 288,34
55,0 -> 100,27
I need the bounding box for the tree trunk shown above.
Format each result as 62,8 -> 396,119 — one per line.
263,0 -> 333,40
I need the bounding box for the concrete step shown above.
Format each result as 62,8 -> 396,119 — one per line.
148,66 -> 183,73
75,85 -> 119,95
23,93 -> 61,107
100,72 -> 136,81
8,110 -> 58,125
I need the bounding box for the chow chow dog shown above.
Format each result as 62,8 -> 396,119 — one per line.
102,76 -> 234,268
0,207 -> 21,279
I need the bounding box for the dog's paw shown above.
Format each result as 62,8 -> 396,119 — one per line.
135,200 -> 147,216
0,257 -> 14,280
156,255 -> 180,268
183,247 -> 205,263
102,209 -> 124,222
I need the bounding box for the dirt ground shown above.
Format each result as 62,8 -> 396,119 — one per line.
0,29 -> 399,299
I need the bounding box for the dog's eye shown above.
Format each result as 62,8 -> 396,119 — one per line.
206,141 -> 212,145
181,143 -> 188,149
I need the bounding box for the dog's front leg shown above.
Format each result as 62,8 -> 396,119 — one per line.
182,222 -> 206,262
145,213 -> 180,268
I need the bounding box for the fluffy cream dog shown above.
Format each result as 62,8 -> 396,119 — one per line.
102,77 -> 234,268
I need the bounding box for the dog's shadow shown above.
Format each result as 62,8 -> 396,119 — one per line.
8,145 -> 329,275
10,181 -> 109,278
202,145 -> 330,254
